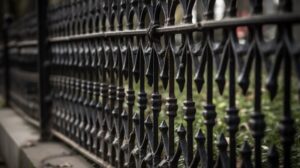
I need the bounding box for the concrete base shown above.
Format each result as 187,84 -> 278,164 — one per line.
0,108 -> 93,168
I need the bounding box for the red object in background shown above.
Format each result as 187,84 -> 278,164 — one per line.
237,10 -> 249,39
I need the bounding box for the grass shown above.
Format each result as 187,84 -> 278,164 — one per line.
124,73 -> 300,167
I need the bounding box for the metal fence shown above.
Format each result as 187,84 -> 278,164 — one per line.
1,0 -> 300,167
7,13 -> 40,121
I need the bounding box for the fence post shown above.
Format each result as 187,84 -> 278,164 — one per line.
2,14 -> 11,107
37,0 -> 50,140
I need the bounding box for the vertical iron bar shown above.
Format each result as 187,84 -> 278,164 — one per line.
37,0 -> 50,140
203,3 -> 216,167
283,57 -> 291,167
167,47 -> 177,162
281,45 -> 294,168
205,40 -> 216,168
138,48 -> 146,156
184,48 -> 195,166
251,47 -> 265,168
278,1 -> 295,168
152,50 -> 160,164
2,14 -> 10,107
228,46 -> 238,168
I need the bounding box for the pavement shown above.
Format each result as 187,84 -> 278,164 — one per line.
0,108 -> 93,168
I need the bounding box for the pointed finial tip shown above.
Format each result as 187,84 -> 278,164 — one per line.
266,79 -> 278,101
268,145 -> 279,156
177,124 -> 186,132
159,120 -> 168,128
145,116 -> 152,123
217,133 -> 228,147
195,129 -> 205,141
176,78 -> 185,92
159,121 -> 168,132
176,124 -> 186,137
215,77 -> 226,95
238,77 -> 249,95
194,77 -> 204,93
241,141 -> 251,152
132,113 -> 139,121
219,133 -> 226,140
121,110 -> 128,117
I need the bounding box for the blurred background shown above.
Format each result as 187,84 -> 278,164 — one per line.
1,0 -> 35,27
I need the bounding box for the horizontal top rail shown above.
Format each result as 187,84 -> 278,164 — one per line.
8,40 -> 38,48
48,13 -> 300,43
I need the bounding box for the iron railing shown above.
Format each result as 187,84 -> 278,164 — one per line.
7,13 -> 40,121
1,0 -> 300,167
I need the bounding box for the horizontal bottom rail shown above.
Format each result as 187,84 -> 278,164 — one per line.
51,129 -> 114,168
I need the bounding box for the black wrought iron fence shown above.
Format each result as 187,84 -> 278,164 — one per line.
7,13 -> 40,121
1,0 -> 300,167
